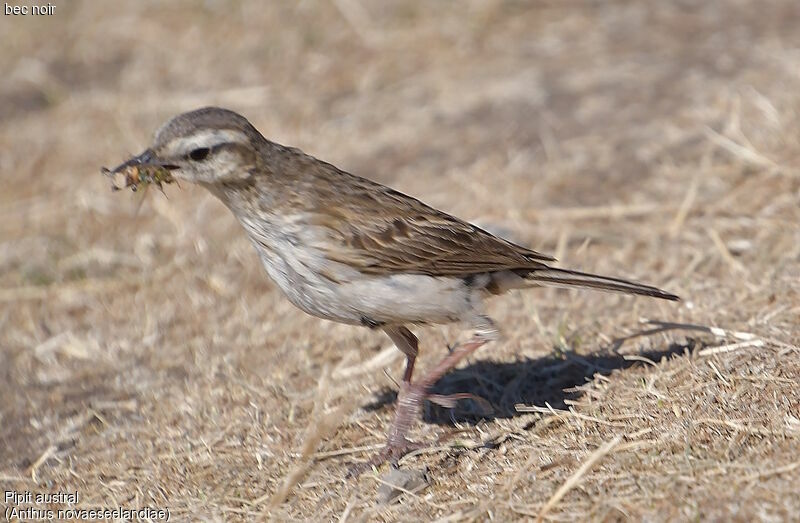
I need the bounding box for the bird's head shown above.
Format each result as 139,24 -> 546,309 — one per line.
109,107 -> 261,187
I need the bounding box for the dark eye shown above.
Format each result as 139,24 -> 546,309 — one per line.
188,147 -> 210,161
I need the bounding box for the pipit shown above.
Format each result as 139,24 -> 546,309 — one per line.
105,107 -> 679,472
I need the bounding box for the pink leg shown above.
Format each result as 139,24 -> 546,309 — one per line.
384,326 -> 419,384
387,335 -> 491,447
414,335 -> 492,389
350,327 -> 495,475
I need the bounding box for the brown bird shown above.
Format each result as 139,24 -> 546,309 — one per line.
106,107 -> 679,472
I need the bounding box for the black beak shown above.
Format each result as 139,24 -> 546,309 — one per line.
103,149 -> 178,175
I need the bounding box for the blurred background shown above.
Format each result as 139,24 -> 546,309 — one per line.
1,1 -> 798,520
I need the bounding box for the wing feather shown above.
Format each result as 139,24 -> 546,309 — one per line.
302,164 -> 554,276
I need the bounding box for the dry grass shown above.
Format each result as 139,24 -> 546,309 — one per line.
1,1 -> 799,521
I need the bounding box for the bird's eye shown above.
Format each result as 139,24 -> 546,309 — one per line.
188,147 -> 210,161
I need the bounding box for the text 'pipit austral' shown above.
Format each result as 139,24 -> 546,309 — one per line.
105,107 -> 679,473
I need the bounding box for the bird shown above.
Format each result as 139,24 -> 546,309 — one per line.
105,106 -> 679,472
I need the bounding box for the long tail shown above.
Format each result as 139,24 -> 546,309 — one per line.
523,267 -> 680,301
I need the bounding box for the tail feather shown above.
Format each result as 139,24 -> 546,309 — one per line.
524,267 -> 679,301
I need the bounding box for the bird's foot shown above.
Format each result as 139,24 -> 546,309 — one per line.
348,383 -> 493,477
348,381 -> 428,477
348,332 -> 496,478
347,437 -> 425,478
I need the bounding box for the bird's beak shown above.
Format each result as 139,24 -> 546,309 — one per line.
108,149 -> 178,174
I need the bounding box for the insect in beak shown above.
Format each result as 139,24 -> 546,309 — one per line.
101,149 -> 178,193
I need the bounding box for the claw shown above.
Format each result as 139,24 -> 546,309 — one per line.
347,438 -> 424,478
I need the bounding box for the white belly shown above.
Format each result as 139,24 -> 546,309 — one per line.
250,239 -> 474,326
238,213 -> 479,327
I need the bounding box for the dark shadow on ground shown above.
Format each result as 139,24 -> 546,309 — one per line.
363,339 -> 699,426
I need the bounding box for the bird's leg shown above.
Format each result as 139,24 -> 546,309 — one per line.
383,325 -> 498,450
386,331 -> 495,456
388,316 -> 498,446
348,327 -> 422,476
384,326 -> 419,384
350,321 -> 497,475
410,317 -> 498,412
380,326 -> 423,454
416,325 -> 497,391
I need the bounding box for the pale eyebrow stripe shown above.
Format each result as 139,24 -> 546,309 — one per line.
167,129 -> 249,156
